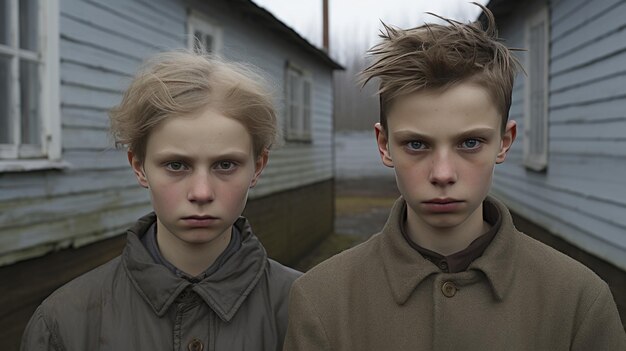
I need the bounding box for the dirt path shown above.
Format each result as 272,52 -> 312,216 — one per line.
294,178 -> 399,272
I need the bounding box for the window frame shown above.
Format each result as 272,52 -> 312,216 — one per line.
0,0 -> 61,170
187,10 -> 223,54
523,4 -> 550,171
285,62 -> 313,142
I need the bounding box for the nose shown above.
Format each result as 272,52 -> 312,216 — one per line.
187,171 -> 215,204
428,150 -> 457,186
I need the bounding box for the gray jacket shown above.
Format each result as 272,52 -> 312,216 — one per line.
21,213 -> 301,351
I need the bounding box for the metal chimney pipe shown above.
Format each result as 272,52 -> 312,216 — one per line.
323,0 -> 329,52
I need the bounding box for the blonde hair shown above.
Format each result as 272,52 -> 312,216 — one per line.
109,51 -> 278,161
360,3 -> 521,133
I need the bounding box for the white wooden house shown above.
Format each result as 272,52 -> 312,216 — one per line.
484,0 -> 626,325
0,0 -> 342,347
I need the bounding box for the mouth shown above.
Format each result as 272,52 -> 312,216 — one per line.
421,198 -> 464,213
423,198 -> 462,204
181,215 -> 219,227
183,215 -> 218,220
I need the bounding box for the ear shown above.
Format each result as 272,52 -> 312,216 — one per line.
128,151 -> 149,188
496,120 -> 517,164
250,149 -> 269,188
375,123 -> 394,168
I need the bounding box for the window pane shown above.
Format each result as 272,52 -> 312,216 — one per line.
0,55 -> 12,143
0,0 -> 10,46
303,80 -> 311,134
289,73 -> 301,132
193,30 -> 203,53
204,35 -> 213,53
19,0 -> 38,51
20,59 -> 40,145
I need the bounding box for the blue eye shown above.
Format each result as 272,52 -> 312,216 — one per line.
407,141 -> 425,150
216,161 -> 236,170
461,139 -> 481,149
166,162 -> 187,171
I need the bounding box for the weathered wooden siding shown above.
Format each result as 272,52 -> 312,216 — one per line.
0,0 -> 336,265
198,0 -> 335,197
492,0 -> 626,270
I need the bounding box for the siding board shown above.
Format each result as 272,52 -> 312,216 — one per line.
62,0 -> 182,47
60,40 -> 141,76
61,61 -> 128,93
1,0 -> 337,265
61,84 -> 122,111
60,15 -> 159,60
0,203 -> 151,262
0,169 -> 137,202
549,73 -> 626,109
62,150 -> 128,171
0,187 -> 147,232
63,126 -> 112,151
63,106 -> 111,129
550,98 -> 626,123
551,0 -> 623,44
551,140 -> 626,157
551,27 -> 626,76
550,0 -> 587,26
89,0 -> 185,35
493,180 -> 625,242
551,52 -> 626,92
491,182 -> 626,270
490,0 -> 626,270
551,119 -> 626,139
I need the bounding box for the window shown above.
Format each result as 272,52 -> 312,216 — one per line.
285,64 -> 312,141
188,10 -> 222,54
523,5 -> 549,171
0,0 -> 60,164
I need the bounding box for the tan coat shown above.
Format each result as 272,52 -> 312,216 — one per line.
284,196 -> 626,350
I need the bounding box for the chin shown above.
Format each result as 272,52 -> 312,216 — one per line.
423,215 -> 467,228
179,230 -> 224,244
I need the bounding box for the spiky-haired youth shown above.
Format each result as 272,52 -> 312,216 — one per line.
360,3 -> 521,133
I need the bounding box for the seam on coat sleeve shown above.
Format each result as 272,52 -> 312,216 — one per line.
41,307 -> 65,351
570,282 -> 608,347
24,306 -> 65,351
289,282 -> 332,351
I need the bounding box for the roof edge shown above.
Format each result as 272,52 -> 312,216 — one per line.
236,0 -> 344,70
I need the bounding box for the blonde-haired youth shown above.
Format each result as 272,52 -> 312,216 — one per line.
109,51 -> 278,162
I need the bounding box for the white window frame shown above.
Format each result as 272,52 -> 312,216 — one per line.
523,4 -> 549,171
0,0 -> 60,171
187,10 -> 223,54
285,63 -> 312,142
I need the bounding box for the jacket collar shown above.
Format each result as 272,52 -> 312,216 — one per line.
379,195 -> 518,305
122,213 -> 267,322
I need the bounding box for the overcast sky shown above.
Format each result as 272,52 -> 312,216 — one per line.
251,0 -> 490,62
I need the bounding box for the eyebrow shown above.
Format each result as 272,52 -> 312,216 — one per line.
152,150 -> 250,161
392,127 -> 496,142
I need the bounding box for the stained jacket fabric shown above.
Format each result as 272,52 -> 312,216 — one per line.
283,196 -> 626,351
21,213 -> 301,351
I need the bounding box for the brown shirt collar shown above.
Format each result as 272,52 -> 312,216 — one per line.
400,201 -> 502,273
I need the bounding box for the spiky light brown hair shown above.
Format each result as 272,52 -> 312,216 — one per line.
360,3 -> 521,133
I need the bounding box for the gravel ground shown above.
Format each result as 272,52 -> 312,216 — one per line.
294,177 -> 399,271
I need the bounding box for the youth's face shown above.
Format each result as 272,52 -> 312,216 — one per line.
375,82 -> 516,233
130,108 -> 267,246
